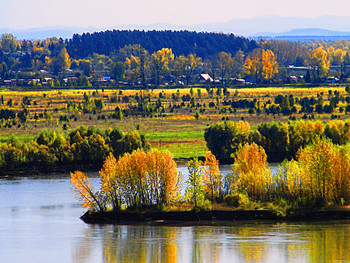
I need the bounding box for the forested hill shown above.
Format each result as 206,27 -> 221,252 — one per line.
66,30 -> 258,58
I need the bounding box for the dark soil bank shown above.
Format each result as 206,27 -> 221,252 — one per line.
81,208 -> 350,224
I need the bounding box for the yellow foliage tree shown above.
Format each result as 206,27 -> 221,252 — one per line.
308,46 -> 330,77
233,143 -> 272,201
297,139 -> 350,205
125,55 -> 140,84
174,53 -> 202,85
203,151 -> 222,202
151,48 -> 174,85
99,153 -> 120,210
70,170 -> 105,212
244,49 -> 278,83
74,149 -> 179,211
275,159 -> 305,202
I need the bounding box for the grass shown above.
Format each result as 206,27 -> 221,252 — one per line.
1,85 -> 350,162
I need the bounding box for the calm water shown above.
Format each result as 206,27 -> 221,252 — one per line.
0,167 -> 349,263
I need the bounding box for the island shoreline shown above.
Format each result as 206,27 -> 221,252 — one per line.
80,208 -> 350,225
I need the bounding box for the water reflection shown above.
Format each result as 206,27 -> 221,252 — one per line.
1,172 -> 349,263
72,222 -> 350,263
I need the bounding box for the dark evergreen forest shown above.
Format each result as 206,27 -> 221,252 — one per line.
66,30 -> 258,58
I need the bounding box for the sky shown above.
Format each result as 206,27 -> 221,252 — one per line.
0,0 -> 350,29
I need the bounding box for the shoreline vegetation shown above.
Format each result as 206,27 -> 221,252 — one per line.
1,85 -> 350,223
0,125 -> 149,175
2,117 -> 350,174
1,84 -> 350,169
71,139 -> 350,224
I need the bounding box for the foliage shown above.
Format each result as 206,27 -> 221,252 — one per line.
186,158 -> 206,210
275,139 -> 350,206
202,151 -> 222,202
205,120 -> 350,164
244,49 -> 278,82
72,149 -> 178,210
233,143 -> 272,201
204,121 -> 251,164
67,30 -> 258,59
70,170 -> 106,212
0,126 -> 148,173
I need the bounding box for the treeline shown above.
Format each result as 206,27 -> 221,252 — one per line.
71,149 -> 179,211
71,150 -> 224,212
66,30 -> 258,59
0,126 -> 148,174
230,141 -> 350,207
72,142 -> 350,214
3,31 -> 350,86
204,120 -> 350,163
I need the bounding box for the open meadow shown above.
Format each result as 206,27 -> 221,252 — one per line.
0,85 -> 349,161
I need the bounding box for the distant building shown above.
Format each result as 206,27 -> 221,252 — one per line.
234,78 -> 246,85
199,74 -> 213,83
289,76 -> 298,83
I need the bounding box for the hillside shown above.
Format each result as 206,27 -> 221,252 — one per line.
66,30 -> 258,58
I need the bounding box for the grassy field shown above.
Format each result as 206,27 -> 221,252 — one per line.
0,85 -> 349,161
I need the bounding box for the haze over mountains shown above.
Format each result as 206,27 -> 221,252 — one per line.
4,15 -> 350,40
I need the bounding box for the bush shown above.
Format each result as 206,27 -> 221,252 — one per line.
224,193 -> 250,208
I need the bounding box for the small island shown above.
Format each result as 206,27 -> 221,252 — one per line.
72,141 -> 350,225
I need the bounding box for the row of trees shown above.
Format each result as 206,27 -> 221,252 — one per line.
204,120 -> 350,163
4,31 -> 350,85
71,149 -> 179,211
232,141 -> 350,207
71,141 -> 350,213
71,150 -> 222,211
0,126 -> 148,173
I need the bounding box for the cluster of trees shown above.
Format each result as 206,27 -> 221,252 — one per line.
71,149 -> 179,211
72,142 -> 350,213
204,120 -> 350,163
3,30 -> 350,86
230,141 -> 350,207
276,140 -> 350,206
71,150 -> 226,212
66,30 -> 258,59
0,126 -> 148,174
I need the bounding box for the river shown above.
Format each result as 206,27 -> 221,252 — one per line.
0,167 -> 349,263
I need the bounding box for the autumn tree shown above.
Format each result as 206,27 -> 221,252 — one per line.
297,139 -> 345,205
307,46 -> 330,79
186,158 -> 205,209
174,53 -> 202,85
217,51 -> 234,85
52,48 -> 71,75
151,48 -> 174,85
233,143 -> 272,201
70,170 -> 106,212
203,151 -> 222,202
0,33 -> 18,53
79,149 -> 178,210
125,55 -> 140,84
244,49 -> 278,83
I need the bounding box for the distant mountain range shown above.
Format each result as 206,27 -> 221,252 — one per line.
4,15 -> 350,40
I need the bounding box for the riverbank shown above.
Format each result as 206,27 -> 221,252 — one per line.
80,208 -> 350,225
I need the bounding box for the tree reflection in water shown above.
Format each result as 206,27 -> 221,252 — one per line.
73,222 -> 350,263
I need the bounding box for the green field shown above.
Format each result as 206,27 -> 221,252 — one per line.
0,85 -> 349,161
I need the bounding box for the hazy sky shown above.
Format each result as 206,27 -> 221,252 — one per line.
0,0 -> 350,29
